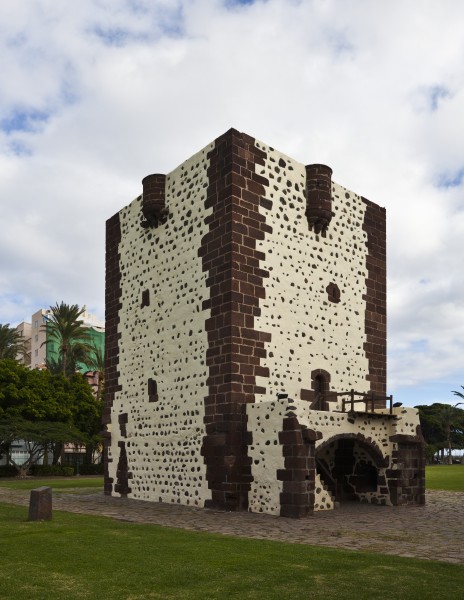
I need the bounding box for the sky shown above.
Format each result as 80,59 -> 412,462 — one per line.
1,0 -> 463,408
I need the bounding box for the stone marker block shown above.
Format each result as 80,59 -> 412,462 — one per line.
28,486 -> 52,521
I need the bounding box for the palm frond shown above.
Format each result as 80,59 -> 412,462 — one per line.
0,324 -> 29,361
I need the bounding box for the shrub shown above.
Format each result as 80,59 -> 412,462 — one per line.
30,465 -> 75,477
0,465 -> 18,477
78,463 -> 104,475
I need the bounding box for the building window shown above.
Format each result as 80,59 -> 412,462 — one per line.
148,378 -> 158,402
34,320 -> 38,329
35,334 -> 38,342
35,349 -> 38,357
310,369 -> 331,411
141,289 -> 150,308
313,375 -> 326,410
326,282 -> 341,303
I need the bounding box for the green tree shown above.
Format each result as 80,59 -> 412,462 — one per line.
0,324 -> 29,361
440,405 -> 457,464
0,359 -> 102,474
416,402 -> 464,463
452,386 -> 464,405
0,416 -> 84,477
43,302 -> 92,376
67,372 -> 104,464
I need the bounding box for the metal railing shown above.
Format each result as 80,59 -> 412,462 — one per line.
334,390 -> 394,414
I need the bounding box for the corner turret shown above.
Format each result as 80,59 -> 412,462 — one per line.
305,164 -> 333,236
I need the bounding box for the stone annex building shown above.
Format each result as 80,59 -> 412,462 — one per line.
103,129 -> 425,518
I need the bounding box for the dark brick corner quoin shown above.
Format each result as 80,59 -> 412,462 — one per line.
362,197 -> 387,404
103,212 -> 123,496
199,128 -> 272,511
278,415 -> 321,518
388,429 -> 426,506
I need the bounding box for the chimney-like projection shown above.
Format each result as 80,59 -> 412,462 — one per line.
141,173 -> 167,227
305,163 -> 333,236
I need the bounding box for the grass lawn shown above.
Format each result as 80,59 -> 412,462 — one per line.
2,465 -> 464,494
0,503 -> 463,600
0,476 -> 103,492
425,465 -> 464,491
2,465 -> 464,495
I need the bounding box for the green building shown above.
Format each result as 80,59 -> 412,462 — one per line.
45,325 -> 105,373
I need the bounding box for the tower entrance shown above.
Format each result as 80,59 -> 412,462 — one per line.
315,435 -> 389,505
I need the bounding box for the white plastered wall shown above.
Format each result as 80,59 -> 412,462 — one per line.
252,139 -> 370,404
107,143 -> 214,506
247,400 -> 287,514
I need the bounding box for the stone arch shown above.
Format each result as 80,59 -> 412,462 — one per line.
317,433 -> 388,467
315,433 -> 390,504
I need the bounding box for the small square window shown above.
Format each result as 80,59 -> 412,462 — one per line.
148,378 -> 158,402
141,289 -> 150,308
326,282 -> 341,304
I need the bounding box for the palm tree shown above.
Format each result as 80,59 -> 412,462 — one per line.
452,386 -> 464,403
86,343 -> 105,402
440,393 -> 464,464
439,405 -> 456,464
42,302 -> 92,377
0,324 -> 29,361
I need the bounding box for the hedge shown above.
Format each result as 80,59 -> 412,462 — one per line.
0,463 -> 103,477
78,463 -> 104,475
0,465 -> 18,477
30,465 -> 75,477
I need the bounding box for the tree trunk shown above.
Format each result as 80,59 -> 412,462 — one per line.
18,463 -> 30,477
85,444 -> 94,465
52,442 -> 63,465
62,345 -> 68,375
96,375 -> 102,402
448,426 -> 453,464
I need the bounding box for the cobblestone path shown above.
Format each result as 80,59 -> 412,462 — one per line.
1,487 -> 462,564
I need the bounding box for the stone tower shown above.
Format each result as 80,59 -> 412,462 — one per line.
104,129 -> 424,517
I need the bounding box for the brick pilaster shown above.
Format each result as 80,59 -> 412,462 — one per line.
199,128 -> 272,510
388,430 -> 425,505
278,415 -> 319,518
362,198 -> 387,401
104,212 -> 122,495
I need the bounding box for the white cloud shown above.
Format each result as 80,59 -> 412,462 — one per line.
1,0 -> 464,405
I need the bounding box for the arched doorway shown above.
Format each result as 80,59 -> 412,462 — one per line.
315,435 -> 389,504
